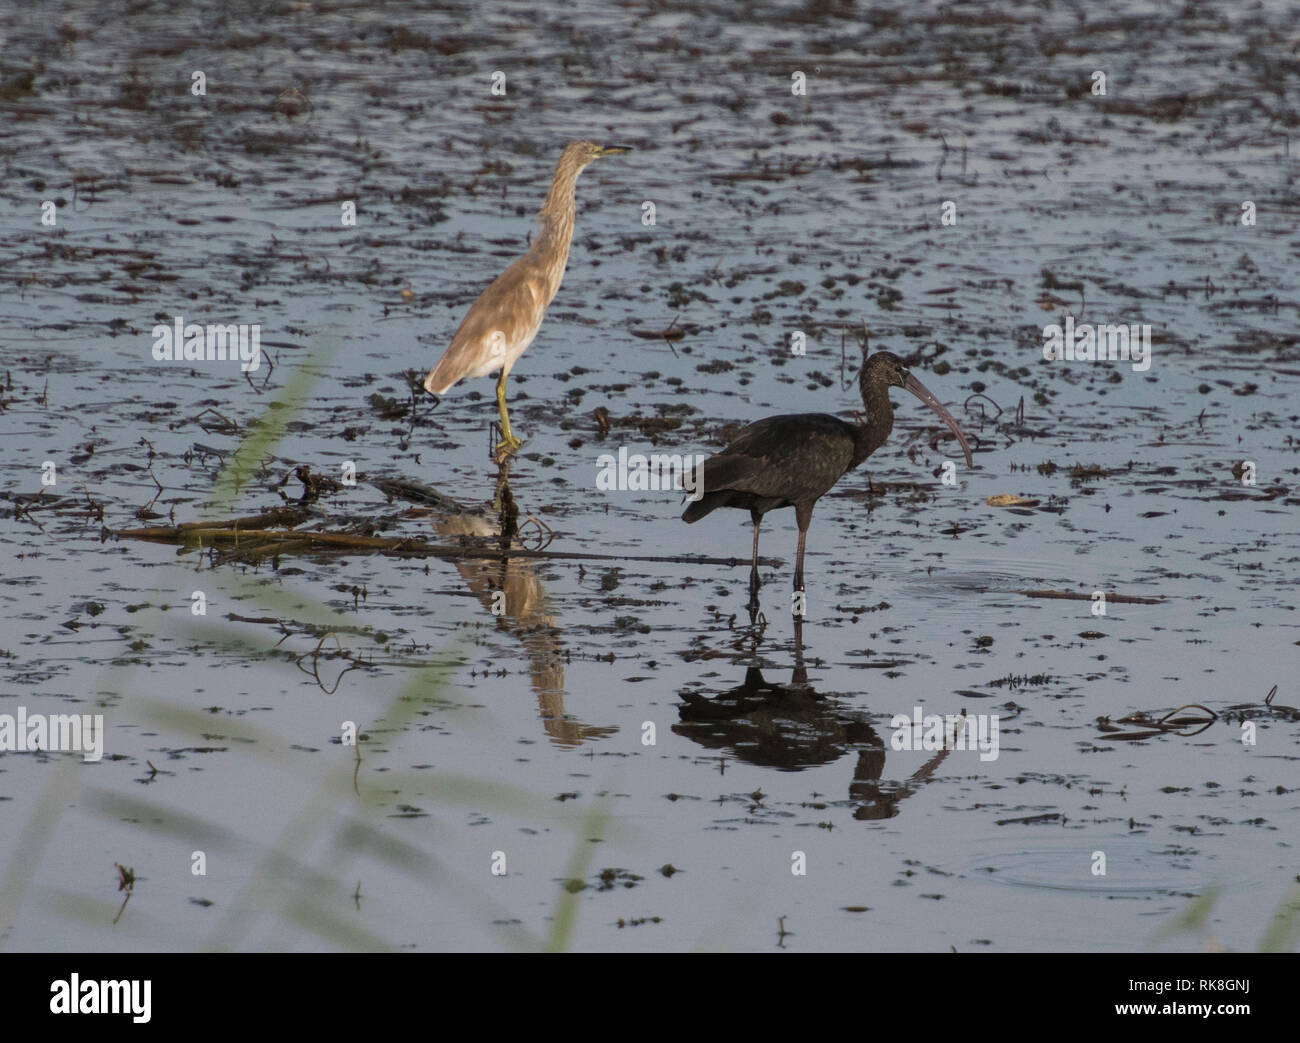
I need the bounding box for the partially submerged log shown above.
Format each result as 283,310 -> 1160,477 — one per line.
107,516 -> 780,569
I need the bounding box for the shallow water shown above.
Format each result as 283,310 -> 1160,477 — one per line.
0,0 -> 1297,952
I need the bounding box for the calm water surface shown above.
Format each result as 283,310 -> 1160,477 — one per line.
0,0 -> 1297,951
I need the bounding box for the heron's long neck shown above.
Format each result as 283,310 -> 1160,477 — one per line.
535,161 -> 581,282
850,375 -> 895,468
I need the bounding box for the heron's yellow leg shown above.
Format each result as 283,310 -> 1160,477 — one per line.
496,371 -> 523,453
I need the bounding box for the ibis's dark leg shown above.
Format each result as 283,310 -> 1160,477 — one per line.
747,510 -> 763,616
793,503 -> 814,594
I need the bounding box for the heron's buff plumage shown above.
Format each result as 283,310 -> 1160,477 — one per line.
423,142 -> 603,397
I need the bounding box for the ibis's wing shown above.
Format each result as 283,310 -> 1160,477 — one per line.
695,414 -> 857,501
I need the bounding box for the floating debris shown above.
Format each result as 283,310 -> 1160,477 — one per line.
1096,703 -> 1217,741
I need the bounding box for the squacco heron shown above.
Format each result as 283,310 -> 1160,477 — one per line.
422,140 -> 631,459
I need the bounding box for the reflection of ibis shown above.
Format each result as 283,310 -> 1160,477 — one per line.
683,351 -> 973,608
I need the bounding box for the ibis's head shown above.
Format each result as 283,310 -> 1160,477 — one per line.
863,351 -> 974,467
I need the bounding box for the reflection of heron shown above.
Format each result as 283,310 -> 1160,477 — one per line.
435,464 -> 615,747
683,351 -> 973,612
422,141 -> 631,461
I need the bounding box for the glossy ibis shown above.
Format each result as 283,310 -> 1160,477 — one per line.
422,141 -> 631,462
682,350 -> 974,610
